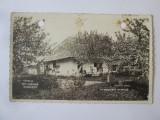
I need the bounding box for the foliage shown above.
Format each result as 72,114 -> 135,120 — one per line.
12,74 -> 58,98
13,17 -> 51,75
125,18 -> 150,76
115,18 -> 150,77
54,31 -> 113,64
13,81 -> 148,100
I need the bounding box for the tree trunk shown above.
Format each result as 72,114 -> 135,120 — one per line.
107,63 -> 111,82
107,71 -> 110,82
37,63 -> 40,74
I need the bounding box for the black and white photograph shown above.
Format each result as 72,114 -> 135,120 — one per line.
10,13 -> 153,103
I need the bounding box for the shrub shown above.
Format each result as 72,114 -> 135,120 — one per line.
101,73 -> 116,82
37,74 -> 58,90
12,79 -> 38,99
125,78 -> 149,100
12,74 -> 58,98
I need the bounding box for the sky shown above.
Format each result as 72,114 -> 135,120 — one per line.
11,13 -> 152,46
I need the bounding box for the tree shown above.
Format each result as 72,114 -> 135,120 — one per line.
125,18 -> 150,77
115,18 -> 150,77
69,31 -> 113,63
13,17 -> 51,76
53,31 -> 114,82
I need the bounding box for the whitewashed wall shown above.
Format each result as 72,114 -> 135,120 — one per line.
46,58 -> 78,76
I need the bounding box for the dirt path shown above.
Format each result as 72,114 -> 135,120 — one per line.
84,81 -> 105,86
57,79 -> 104,89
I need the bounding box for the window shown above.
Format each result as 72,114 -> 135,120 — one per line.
53,61 -> 56,68
94,63 -> 97,67
46,64 -> 48,70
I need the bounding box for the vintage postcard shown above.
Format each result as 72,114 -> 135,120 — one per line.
10,13 -> 153,103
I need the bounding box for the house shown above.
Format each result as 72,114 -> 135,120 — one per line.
44,53 -> 112,76
43,38 -> 120,77
44,54 -> 77,76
